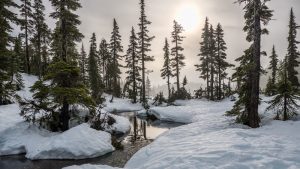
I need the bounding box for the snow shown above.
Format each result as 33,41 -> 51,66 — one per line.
103,95 -> 143,113
0,74 -> 130,160
110,113 -> 131,134
64,164 -> 122,169
0,123 -> 114,160
66,97 -> 300,169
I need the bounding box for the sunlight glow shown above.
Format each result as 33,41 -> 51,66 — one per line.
176,3 -> 201,33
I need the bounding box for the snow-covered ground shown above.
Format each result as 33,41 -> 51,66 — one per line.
0,74 -> 130,160
65,97 -> 300,169
103,95 -> 143,113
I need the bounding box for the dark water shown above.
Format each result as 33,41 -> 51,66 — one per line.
0,112 -> 183,169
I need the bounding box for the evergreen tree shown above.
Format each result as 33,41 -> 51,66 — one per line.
79,43 -> 88,85
87,33 -> 102,103
31,0 -> 50,77
125,27 -> 141,103
208,25 -> 217,100
286,8 -> 300,88
267,59 -> 300,121
227,47 -> 253,121
215,23 -> 233,100
171,20 -> 185,92
265,45 -> 278,96
196,17 -> 210,99
20,0 -> 33,74
11,35 -> 25,89
109,19 -> 123,97
146,76 -> 151,98
98,39 -> 110,89
161,38 -> 172,100
0,0 -> 19,105
21,0 -> 94,131
182,76 -> 187,88
138,0 -> 155,106
235,0 -> 272,128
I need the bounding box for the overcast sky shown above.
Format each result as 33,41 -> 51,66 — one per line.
16,0 -> 300,86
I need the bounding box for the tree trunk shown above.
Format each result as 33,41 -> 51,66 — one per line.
60,99 -> 70,131
248,0 -> 261,128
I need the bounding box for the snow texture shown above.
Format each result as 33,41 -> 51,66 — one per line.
0,74 -> 130,160
0,123 -> 114,159
66,97 -> 300,169
103,95 -> 143,113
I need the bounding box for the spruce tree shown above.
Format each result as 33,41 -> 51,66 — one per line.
208,25 -> 217,100
267,59 -> 300,121
31,0 -> 50,77
215,23 -> 233,100
182,76 -> 187,88
138,0 -> 155,106
171,20 -> 185,92
161,38 -> 172,100
265,45 -> 278,96
98,39 -> 110,89
21,0 -> 94,131
286,8 -> 300,88
88,33 -> 102,103
0,0 -> 19,105
235,0 -> 272,128
195,17 -> 210,99
125,27 -> 141,103
20,0 -> 33,74
79,43 -> 88,85
146,76 -> 151,98
11,35 -> 25,89
109,19 -> 123,97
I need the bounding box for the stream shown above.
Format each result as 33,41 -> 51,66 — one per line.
0,112 -> 183,169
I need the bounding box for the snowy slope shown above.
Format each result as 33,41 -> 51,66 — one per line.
65,97 -> 300,169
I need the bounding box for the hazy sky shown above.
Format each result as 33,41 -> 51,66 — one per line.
16,0 -> 300,86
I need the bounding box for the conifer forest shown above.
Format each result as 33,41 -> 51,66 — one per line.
0,0 -> 300,169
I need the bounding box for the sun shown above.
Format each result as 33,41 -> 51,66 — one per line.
176,4 -> 200,33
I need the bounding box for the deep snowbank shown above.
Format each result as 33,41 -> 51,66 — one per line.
0,74 -> 130,160
66,97 -> 300,169
103,95 -> 143,113
0,123 -> 114,159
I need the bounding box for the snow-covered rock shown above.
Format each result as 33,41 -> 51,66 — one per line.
0,123 -> 114,160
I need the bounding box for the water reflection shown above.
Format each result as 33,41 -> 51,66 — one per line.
117,112 -> 183,143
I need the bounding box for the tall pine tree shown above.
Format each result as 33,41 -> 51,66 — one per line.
20,0 -> 33,74
109,19 -> 123,97
125,27 -> 141,103
138,0 -> 155,106
265,45 -> 278,96
31,0 -> 50,77
98,39 -> 110,89
161,38 -> 172,100
286,8 -> 300,88
215,23 -> 233,100
171,20 -> 185,92
0,0 -> 19,105
196,17 -> 210,99
88,33 -> 102,103
267,59 -> 300,121
235,0 -> 272,128
79,43 -> 87,85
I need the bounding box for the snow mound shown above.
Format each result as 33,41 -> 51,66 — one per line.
0,123 -> 114,160
103,95 -> 143,113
